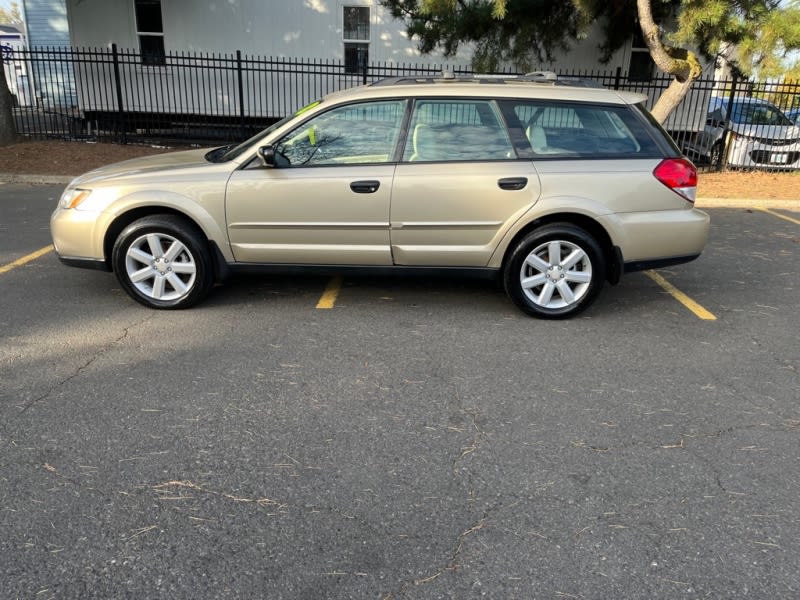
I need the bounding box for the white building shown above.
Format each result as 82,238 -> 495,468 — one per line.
64,0 -> 470,67
17,0 -> 713,133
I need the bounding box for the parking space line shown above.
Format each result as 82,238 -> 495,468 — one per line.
757,208 -> 800,226
316,276 -> 343,309
0,245 -> 54,275
645,270 -> 717,321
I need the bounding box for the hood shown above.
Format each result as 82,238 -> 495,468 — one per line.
729,122 -> 800,143
69,147 -> 223,187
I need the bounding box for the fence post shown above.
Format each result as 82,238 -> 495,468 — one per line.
236,50 -> 245,138
613,66 -> 622,91
362,59 -> 368,86
716,74 -> 739,172
111,43 -> 126,143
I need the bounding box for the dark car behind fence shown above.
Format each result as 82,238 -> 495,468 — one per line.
4,46 -> 800,171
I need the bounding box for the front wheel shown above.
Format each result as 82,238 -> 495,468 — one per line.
504,224 -> 606,319
112,215 -> 214,309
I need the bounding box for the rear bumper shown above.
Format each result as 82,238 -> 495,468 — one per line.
600,207 -> 710,266
623,253 -> 700,273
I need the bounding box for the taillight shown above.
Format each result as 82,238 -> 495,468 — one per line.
653,158 -> 697,203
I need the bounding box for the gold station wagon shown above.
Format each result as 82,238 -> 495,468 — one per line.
51,74 -> 710,319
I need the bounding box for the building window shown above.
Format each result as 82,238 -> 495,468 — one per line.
628,50 -> 655,81
135,0 -> 165,66
628,25 -> 654,82
343,6 -> 369,75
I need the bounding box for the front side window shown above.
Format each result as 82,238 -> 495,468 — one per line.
274,100 -> 406,167
135,0 -> 165,66
402,99 -> 515,162
507,100 -> 661,158
343,6 -> 370,74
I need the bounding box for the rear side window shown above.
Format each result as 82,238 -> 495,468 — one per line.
501,100 -> 663,159
402,99 -> 515,162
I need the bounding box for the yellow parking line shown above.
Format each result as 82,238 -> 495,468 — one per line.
0,245 -> 54,275
645,270 -> 716,321
757,208 -> 800,226
316,276 -> 343,309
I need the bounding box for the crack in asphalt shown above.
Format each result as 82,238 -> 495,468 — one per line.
377,380 -> 495,599
16,316 -> 153,414
382,517 -> 489,599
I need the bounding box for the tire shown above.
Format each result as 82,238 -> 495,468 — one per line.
503,224 -> 606,319
111,215 -> 214,309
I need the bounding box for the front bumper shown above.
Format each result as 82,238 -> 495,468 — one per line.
50,207 -> 111,266
727,139 -> 800,170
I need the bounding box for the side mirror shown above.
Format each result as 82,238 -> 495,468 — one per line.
258,145 -> 276,167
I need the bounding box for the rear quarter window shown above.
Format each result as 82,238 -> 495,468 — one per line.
501,100 -> 664,159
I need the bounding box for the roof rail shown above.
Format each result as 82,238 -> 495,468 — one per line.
369,72 -> 605,89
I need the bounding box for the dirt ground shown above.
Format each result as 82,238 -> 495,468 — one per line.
1,140 -> 798,200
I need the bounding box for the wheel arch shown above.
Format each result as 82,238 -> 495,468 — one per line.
496,212 -> 620,284
103,206 -> 230,281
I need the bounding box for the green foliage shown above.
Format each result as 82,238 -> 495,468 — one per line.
383,0 -> 800,78
673,0 -> 800,76
381,0 -> 582,72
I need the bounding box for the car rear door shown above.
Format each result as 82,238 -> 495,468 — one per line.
390,98 -> 541,266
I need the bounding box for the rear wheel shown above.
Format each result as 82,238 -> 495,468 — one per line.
112,215 -> 214,309
504,224 -> 605,319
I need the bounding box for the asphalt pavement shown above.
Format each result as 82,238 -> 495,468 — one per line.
1,183 -> 799,599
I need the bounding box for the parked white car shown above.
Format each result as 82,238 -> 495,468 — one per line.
683,96 -> 800,170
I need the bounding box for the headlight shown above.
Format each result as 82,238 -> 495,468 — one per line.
59,188 -> 92,209
57,188 -> 117,212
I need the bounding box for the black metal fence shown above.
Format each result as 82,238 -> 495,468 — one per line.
4,46 -> 800,170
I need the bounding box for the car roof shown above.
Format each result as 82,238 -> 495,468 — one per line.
323,77 -> 647,106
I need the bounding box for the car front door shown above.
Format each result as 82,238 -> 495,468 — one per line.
390,99 -> 541,266
225,99 -> 407,265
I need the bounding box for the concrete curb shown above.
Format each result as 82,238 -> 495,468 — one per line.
695,197 -> 800,209
1,173 -> 799,210
0,173 -> 74,185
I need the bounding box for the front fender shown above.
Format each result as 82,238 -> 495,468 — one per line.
104,188 -> 233,262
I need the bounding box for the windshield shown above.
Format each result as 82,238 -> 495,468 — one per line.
207,100 -> 323,163
730,102 -> 794,126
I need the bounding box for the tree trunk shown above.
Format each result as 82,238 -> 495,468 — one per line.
636,0 -> 702,125
0,59 -> 18,145
649,77 -> 695,124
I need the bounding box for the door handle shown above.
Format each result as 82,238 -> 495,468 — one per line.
350,180 -> 381,194
498,177 -> 528,191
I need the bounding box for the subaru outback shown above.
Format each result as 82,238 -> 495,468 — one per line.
51,74 -> 709,319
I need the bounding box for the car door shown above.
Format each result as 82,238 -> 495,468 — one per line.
225,99 -> 407,265
390,98 -> 541,266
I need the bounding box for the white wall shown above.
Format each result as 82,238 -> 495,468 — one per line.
63,0 -> 713,130
66,0 -> 471,65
